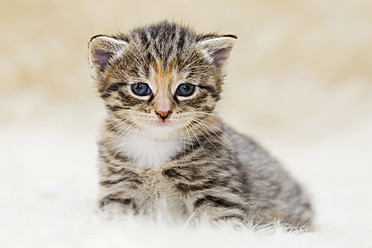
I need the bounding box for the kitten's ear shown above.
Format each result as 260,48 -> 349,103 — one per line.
197,35 -> 237,71
88,35 -> 128,77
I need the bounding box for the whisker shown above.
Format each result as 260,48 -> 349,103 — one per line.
185,65 -> 215,70
179,46 -> 197,70
102,118 -> 121,126
104,122 -> 134,149
181,111 -> 220,117
128,33 -> 148,66
181,113 -> 234,142
196,118 -> 234,144
103,119 -> 129,132
181,55 -> 206,71
112,120 -> 143,160
184,124 -> 196,161
112,132 -> 132,160
194,119 -> 233,152
186,121 -> 212,164
183,116 -> 230,152
187,71 -> 211,78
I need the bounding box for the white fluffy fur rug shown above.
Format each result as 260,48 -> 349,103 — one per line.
1,100 -> 371,248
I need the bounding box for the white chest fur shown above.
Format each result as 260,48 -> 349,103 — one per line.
115,133 -> 184,168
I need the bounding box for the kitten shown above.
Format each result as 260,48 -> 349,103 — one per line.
88,21 -> 312,229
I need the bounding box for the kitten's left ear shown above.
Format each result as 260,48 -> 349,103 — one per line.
88,35 -> 128,78
197,35 -> 237,71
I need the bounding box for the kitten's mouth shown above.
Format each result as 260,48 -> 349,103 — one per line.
156,120 -> 170,127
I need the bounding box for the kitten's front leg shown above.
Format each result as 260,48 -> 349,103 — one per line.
99,190 -> 138,216
98,165 -> 144,216
189,194 -> 248,225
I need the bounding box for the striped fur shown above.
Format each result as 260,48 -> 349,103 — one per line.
89,21 -> 312,229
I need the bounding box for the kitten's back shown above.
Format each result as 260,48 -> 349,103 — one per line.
224,124 -> 313,227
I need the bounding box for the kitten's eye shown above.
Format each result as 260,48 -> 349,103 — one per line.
176,84 -> 195,97
131,83 -> 151,96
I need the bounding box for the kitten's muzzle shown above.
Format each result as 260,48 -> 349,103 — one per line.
156,110 -> 172,121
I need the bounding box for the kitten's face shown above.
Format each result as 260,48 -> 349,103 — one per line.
89,22 -> 236,140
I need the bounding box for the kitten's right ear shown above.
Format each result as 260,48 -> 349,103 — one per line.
88,35 -> 128,77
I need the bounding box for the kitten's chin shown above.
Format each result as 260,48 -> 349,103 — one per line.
139,124 -> 182,140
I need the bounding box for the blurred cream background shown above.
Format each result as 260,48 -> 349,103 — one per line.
1,0 -> 372,247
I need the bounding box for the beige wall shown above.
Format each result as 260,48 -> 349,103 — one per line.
1,0 -> 372,140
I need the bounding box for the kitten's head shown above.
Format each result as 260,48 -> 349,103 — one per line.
89,21 -> 236,140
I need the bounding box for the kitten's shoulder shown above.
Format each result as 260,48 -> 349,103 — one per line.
221,122 -> 273,159
221,122 -> 291,179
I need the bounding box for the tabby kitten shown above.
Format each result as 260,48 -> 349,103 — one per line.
88,21 -> 312,228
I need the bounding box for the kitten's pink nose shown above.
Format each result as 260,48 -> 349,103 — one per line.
155,110 -> 172,121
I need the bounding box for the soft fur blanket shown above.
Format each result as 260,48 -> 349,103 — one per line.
1,111 -> 371,248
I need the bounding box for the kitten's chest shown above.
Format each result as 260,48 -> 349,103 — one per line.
136,170 -> 189,219
116,134 -> 184,168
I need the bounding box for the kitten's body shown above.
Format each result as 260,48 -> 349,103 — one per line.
89,21 -> 312,228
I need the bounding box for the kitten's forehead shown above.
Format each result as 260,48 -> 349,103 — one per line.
148,60 -> 184,94
123,23 -> 210,94
122,22 -> 199,69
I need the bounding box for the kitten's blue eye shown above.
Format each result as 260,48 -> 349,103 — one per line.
176,84 -> 195,97
131,83 -> 151,96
